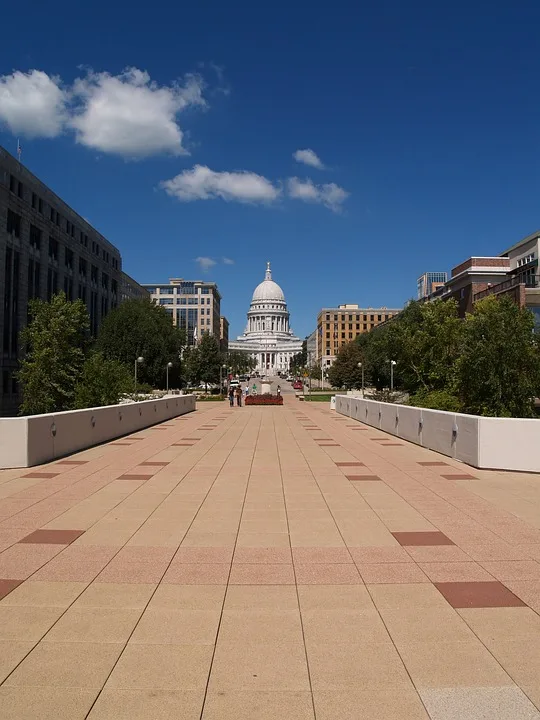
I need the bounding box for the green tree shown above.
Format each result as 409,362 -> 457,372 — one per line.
456,296 -> 540,417
327,341 -> 363,389
198,333 -> 222,390
227,350 -> 256,376
96,299 -> 184,388
74,352 -> 133,409
181,346 -> 201,387
18,293 -> 90,415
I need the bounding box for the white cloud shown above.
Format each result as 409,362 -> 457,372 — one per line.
0,70 -> 68,138
160,165 -> 280,204
288,177 -> 349,212
70,68 -> 206,157
293,148 -> 325,169
194,257 -> 216,272
0,67 -> 207,157
222,257 -> 235,265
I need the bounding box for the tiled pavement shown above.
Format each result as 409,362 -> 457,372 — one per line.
0,399 -> 540,719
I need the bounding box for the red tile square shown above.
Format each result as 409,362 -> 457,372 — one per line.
233,547 -> 292,564
441,474 -> 477,480
19,529 -> 84,545
292,547 -> 352,564
392,531 -> 454,547
294,563 -> 362,585
139,461 -> 170,467
347,475 -> 382,482
358,563 -> 430,584
229,564 -> 295,585
418,462 -> 449,467
435,581 -> 526,608
118,474 -> 154,480
0,579 -> 22,600
162,563 -> 230,584
21,472 -> 60,479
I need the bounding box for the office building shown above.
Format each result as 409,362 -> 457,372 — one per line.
121,272 -> 149,302
228,262 -> 302,374
220,316 -> 229,352
316,304 -> 401,369
142,278 -> 221,345
0,146 -> 122,416
417,271 -> 448,299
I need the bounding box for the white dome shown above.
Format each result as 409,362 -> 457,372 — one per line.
251,262 -> 285,303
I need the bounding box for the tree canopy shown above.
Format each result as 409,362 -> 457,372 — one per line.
96,299 -> 184,388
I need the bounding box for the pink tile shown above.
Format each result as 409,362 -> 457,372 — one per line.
349,546 -> 413,564
480,561 -> 540,582
358,562 -> 430,584
419,561 -> 494,583
32,559 -> 106,581
229,564 -> 295,585
59,546 -> 121,562
174,547 -> 233,564
405,545 -> 472,563
233,547 -> 292,564
115,547 -> 176,563
96,560 -> 169,584
162,563 -> 230,584
0,578 -> 22,600
294,563 -> 362,585
292,547 -> 352,564
458,544 -> 530,562
0,544 -> 65,579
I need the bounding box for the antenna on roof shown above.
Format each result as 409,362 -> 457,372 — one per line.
16,139 -> 22,164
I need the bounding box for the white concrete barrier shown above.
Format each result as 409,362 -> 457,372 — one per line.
334,395 -> 540,472
0,395 -> 195,469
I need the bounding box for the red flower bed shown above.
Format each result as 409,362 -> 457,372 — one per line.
245,394 -> 283,406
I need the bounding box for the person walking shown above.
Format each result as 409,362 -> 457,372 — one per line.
228,385 -> 235,407
236,385 -> 242,407
277,384 -> 281,396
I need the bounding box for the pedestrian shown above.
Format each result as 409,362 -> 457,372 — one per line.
236,386 -> 242,407
277,384 -> 281,396
244,385 -> 249,398
228,385 -> 235,407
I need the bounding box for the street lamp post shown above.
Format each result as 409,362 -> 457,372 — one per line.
166,362 -> 173,394
220,364 -> 227,395
321,362 -> 324,391
357,361 -> 365,398
390,360 -> 396,392
134,356 -> 144,395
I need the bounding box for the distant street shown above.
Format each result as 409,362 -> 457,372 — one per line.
242,375 -> 297,395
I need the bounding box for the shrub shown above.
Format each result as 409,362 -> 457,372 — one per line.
245,394 -> 283,406
410,389 -> 463,412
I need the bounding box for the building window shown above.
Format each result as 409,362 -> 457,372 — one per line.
102,273 -> 109,291
377,315 -> 382,322
349,332 -> 353,339
9,175 -> 16,193
79,257 -> 87,277
47,269 -> 58,300
31,192 -> 37,209
158,287 -> 175,294
17,181 -> 23,199
64,247 -> 74,270
48,237 -> 59,261
159,298 -> 174,305
7,209 -> 21,237
29,224 -> 41,250
64,276 -> 73,300
27,259 -> 41,300
38,198 -> 43,214
363,324 -> 367,330
91,265 -> 98,284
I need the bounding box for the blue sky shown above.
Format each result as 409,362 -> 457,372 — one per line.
1,0 -> 540,340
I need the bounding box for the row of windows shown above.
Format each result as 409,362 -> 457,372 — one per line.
158,297 -> 213,306
149,287 -> 215,300
517,253 -> 536,268
8,178 -> 120,270
323,313 -> 392,323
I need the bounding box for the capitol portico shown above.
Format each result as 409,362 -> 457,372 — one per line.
228,262 -> 302,374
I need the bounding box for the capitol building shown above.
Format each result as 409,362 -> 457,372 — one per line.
229,262 -> 302,375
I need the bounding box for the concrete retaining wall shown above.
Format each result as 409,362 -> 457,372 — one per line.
0,395 -> 195,469
335,395 -> 540,472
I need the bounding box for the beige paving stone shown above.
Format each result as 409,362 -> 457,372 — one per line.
43,607 -> 142,643
208,641 -> 310,691
302,607 -> 391,644
0,606 -> 63,641
0,687 -> 97,719
0,581 -> 87,607
297,584 -> 374,611
74,582 -> 156,609
202,690 -> 315,720
0,641 -> 35,683
4,641 -> 123,688
419,686 -> 540,720
87,688 -> 204,720
130,607 -> 220,644
106,643 -> 213,689
458,607 -> 540,643
224,585 -> 298,611
312,688 -> 429,719
379,605 -> 476,644
219,609 -> 303,643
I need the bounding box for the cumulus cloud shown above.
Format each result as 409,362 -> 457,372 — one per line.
194,257 -> 216,272
0,70 -> 68,138
288,177 -> 349,212
160,165 -> 280,204
0,67 -> 207,157
293,148 -> 325,169
222,257 -> 235,265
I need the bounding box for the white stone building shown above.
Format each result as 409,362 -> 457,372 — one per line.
229,262 -> 302,375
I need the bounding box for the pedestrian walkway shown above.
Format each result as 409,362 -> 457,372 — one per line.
0,397 -> 540,719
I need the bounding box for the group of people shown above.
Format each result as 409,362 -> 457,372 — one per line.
228,382 -> 281,407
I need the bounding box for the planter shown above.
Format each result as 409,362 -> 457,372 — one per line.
245,394 -> 283,406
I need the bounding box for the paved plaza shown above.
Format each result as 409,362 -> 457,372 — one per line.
1,397 -> 540,719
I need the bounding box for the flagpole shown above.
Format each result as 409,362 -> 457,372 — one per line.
16,139 -> 21,164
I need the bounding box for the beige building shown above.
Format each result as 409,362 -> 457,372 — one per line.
220,316 -> 229,352
142,278 -> 221,346
317,304 -> 401,368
